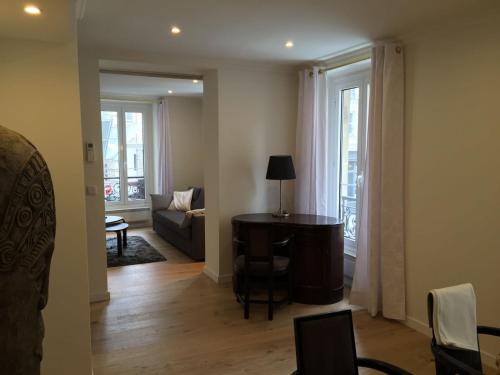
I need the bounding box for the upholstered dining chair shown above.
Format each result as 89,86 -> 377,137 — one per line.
427,286 -> 500,375
233,227 -> 293,320
292,310 -> 412,375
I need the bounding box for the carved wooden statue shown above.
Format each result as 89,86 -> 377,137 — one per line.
0,125 -> 56,374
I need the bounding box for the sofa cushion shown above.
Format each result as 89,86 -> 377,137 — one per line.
191,187 -> 204,210
190,186 -> 201,201
154,210 -> 191,238
150,193 -> 172,212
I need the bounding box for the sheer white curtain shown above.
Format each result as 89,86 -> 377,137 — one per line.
156,98 -> 173,195
295,67 -> 329,215
350,43 -> 406,320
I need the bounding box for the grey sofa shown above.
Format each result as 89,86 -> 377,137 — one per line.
151,187 -> 205,261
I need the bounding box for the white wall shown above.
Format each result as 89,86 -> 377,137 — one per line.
77,48 -> 298,285
204,67 -> 297,279
403,11 -> 500,361
169,96 -> 204,190
78,48 -> 109,303
202,70 -> 221,279
0,38 -> 93,375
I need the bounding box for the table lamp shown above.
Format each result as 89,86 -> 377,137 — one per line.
266,155 -> 296,217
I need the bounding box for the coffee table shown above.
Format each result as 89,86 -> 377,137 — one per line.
105,216 -> 128,256
105,215 -> 124,227
106,222 -> 129,257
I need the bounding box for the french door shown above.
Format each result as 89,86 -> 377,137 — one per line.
327,69 -> 370,255
100,101 -> 152,209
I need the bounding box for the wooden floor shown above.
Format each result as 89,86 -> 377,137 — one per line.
92,227 -> 436,374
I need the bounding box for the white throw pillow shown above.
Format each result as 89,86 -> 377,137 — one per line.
168,188 -> 194,211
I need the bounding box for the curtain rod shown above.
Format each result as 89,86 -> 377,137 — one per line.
308,56 -> 371,77
101,97 -> 160,104
99,69 -> 203,81
318,58 -> 370,74
318,54 -> 371,74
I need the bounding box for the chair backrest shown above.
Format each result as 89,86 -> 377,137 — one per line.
237,224 -> 276,263
294,310 -> 358,375
427,293 -> 483,374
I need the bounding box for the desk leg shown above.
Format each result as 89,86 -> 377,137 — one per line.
117,231 -> 123,257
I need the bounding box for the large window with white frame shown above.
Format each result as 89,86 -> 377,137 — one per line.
100,101 -> 153,209
327,60 -> 370,256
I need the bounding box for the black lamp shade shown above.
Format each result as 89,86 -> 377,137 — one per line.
266,155 -> 296,180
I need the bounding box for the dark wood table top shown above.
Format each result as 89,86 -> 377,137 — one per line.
232,213 -> 342,227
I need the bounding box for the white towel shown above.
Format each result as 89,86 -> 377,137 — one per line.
431,283 -> 479,351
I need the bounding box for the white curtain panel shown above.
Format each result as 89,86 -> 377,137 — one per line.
295,67 -> 328,215
156,98 -> 173,195
350,43 -> 406,320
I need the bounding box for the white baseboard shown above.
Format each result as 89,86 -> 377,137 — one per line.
203,266 -> 218,283
203,267 -> 232,284
403,315 -> 432,339
89,290 -> 110,303
404,315 -> 497,369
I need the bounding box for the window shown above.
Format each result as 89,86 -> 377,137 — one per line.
101,101 -> 152,209
327,61 -> 370,255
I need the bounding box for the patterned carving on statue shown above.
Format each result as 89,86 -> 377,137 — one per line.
0,125 -> 56,374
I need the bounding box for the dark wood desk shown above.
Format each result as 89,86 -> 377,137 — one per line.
232,213 -> 344,305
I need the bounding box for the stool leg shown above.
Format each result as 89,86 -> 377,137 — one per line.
268,275 -> 274,321
244,273 -> 250,320
288,241 -> 294,304
123,228 -> 128,248
117,231 -> 123,257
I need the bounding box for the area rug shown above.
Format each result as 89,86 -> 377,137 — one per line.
107,235 -> 166,268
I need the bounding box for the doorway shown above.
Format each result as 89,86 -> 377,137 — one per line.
98,72 -> 205,270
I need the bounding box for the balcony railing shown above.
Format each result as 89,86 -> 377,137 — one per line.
104,178 -> 120,202
104,177 -> 145,202
341,196 -> 356,241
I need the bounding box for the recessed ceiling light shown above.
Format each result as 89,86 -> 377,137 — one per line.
285,40 -> 294,48
168,90 -> 173,94
171,26 -> 181,35
193,79 -> 199,83
24,5 -> 42,15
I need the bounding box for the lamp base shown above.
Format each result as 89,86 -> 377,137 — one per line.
272,210 -> 290,218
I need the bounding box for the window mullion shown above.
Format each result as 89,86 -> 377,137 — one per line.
337,88 -> 343,221
120,107 -> 128,205
356,85 -> 364,176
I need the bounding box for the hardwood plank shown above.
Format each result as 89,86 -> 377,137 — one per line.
92,227 -> 449,374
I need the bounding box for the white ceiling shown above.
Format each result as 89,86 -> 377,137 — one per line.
79,0 -> 498,64
100,73 -> 203,98
0,0 -> 75,42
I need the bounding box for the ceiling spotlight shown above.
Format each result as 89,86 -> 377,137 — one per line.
24,5 -> 42,15
168,90 -> 173,94
171,26 -> 181,35
285,40 -> 294,48
193,79 -> 199,83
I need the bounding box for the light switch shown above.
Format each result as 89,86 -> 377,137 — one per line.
86,185 -> 98,196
